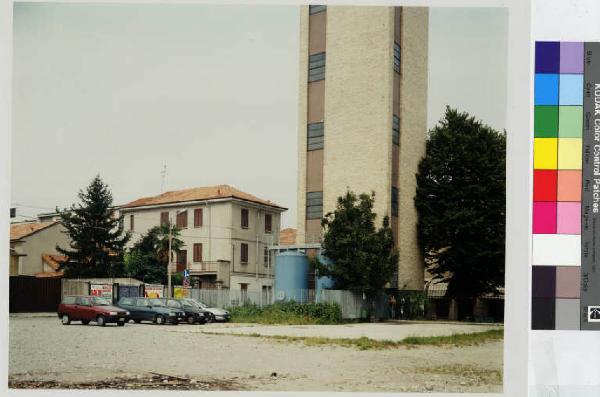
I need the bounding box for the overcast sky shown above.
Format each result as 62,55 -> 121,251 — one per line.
11,4 -> 507,228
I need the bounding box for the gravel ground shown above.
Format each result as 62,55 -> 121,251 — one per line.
189,321 -> 502,341
9,316 -> 503,393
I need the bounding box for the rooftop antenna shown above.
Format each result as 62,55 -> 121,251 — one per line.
160,163 -> 167,193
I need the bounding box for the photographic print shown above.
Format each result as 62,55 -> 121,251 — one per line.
9,2 -> 508,393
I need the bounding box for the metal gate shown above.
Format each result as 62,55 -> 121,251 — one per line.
118,284 -> 142,299
10,276 -> 62,312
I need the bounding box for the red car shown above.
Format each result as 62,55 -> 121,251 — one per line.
58,295 -> 130,326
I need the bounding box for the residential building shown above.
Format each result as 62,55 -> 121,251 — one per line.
296,5 -> 429,291
10,221 -> 69,277
120,185 -> 286,293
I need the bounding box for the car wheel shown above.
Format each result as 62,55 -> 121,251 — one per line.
187,315 -> 195,325
154,315 -> 165,325
117,321 -> 125,326
96,315 -> 106,327
134,319 -> 141,324
81,320 -> 90,325
61,314 -> 71,325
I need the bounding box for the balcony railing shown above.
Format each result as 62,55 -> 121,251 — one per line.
188,261 -> 221,273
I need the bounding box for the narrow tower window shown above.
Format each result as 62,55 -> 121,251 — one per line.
309,52 -> 326,82
307,122 -> 324,150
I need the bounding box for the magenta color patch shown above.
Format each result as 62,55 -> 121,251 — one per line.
557,202 -> 581,234
560,42 -> 584,74
533,201 -> 557,234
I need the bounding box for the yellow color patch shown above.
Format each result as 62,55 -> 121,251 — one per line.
534,138 -> 558,169
558,138 -> 582,170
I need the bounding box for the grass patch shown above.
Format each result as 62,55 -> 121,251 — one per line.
202,328 -> 503,350
401,329 -> 504,346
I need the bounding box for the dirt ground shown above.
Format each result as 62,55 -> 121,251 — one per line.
9,316 -> 503,393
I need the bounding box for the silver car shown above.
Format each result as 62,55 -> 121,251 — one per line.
183,298 -> 231,322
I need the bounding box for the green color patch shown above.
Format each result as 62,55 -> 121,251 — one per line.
534,106 -> 559,138
558,106 -> 583,138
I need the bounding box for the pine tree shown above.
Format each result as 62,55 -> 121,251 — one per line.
415,107 -> 506,303
56,175 -> 131,277
316,191 -> 398,299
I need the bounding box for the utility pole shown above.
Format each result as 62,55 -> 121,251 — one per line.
167,218 -> 172,298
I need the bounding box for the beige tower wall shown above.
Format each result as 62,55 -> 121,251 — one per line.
396,7 -> 429,291
296,6 -> 309,245
323,6 -> 395,223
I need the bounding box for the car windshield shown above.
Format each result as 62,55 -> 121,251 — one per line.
185,299 -> 204,309
149,298 -> 165,307
91,297 -> 111,306
197,301 -> 209,309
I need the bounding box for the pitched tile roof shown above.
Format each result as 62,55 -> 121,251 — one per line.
121,184 -> 286,210
42,254 -> 67,271
10,221 -> 58,241
279,228 -> 297,245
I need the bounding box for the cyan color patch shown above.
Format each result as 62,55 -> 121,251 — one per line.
559,74 -> 584,105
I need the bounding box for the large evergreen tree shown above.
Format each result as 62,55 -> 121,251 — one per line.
57,175 -> 130,277
316,191 -> 398,299
124,223 -> 184,284
415,107 -> 506,302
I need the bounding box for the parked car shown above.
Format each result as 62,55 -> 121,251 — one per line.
156,298 -> 208,324
58,295 -> 129,326
183,298 -> 230,322
117,297 -> 184,325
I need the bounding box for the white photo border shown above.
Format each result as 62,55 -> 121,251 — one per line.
0,0 -> 531,396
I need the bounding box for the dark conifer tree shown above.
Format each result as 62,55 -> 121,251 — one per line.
415,107 -> 506,304
57,175 -> 130,277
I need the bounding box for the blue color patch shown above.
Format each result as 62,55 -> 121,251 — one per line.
559,74 -> 584,105
535,74 -> 559,105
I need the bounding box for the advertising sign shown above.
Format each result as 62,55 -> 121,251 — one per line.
90,284 -> 113,299
144,284 -> 164,298
174,286 -> 191,299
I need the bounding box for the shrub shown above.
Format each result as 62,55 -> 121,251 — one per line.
229,301 -> 342,325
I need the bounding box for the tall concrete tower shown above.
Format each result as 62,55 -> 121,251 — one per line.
296,5 -> 429,291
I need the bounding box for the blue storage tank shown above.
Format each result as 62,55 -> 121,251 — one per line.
274,251 -> 309,302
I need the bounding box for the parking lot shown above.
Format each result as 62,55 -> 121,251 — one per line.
10,316 -> 503,393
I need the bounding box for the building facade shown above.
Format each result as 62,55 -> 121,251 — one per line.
120,185 -> 286,294
296,5 -> 429,290
10,221 -> 69,277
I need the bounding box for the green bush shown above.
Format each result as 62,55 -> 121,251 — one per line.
230,301 -> 342,325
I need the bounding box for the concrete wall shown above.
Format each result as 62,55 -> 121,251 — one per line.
396,7 -> 428,291
324,6 -> 395,224
296,5 -> 310,244
11,223 -> 70,276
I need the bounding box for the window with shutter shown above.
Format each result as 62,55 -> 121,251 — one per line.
241,243 -> 249,263
265,214 -> 272,233
176,211 -> 188,229
241,209 -> 249,229
194,208 -> 203,228
177,250 -> 187,265
160,212 -> 169,226
193,243 -> 203,262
